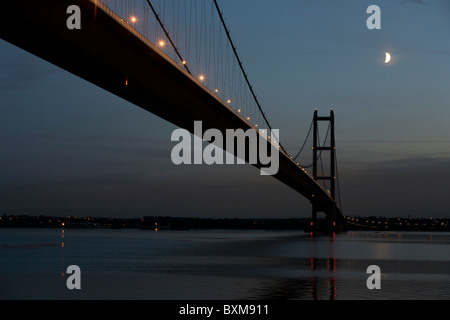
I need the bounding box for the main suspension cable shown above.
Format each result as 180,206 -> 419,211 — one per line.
145,0 -> 191,75
293,119 -> 313,161
212,0 -> 287,154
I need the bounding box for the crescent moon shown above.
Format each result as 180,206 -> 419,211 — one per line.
385,52 -> 391,63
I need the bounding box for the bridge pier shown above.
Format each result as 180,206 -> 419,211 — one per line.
308,203 -> 340,235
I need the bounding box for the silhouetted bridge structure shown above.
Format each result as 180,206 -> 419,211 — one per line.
0,0 -> 345,233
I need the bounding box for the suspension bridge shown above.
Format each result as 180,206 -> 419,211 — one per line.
0,0 -> 345,234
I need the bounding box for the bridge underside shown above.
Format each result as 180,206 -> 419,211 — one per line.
0,0 -> 344,226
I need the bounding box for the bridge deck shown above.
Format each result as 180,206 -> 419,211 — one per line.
0,0 -> 343,223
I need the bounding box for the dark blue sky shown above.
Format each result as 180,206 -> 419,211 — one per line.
1,0 -> 450,218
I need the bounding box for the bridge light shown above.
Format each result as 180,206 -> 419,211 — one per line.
130,16 -> 137,23
227,99 -> 231,104
182,60 -> 187,65
237,109 -> 241,112
246,116 -> 250,121
214,88 -> 218,93
158,40 -> 166,48
199,75 -> 205,81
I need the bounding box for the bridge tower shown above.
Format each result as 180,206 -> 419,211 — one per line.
311,108 -> 336,235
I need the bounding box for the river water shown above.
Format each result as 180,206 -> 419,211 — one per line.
0,228 -> 449,300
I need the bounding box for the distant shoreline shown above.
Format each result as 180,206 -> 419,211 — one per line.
0,214 -> 449,232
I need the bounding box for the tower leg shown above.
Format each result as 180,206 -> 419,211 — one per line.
311,203 -> 317,235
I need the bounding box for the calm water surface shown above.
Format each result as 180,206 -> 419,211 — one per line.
0,228 -> 449,299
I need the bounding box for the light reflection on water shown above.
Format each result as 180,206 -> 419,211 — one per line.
0,228 -> 449,299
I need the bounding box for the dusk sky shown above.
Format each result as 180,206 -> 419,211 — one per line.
1,0 -> 450,219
